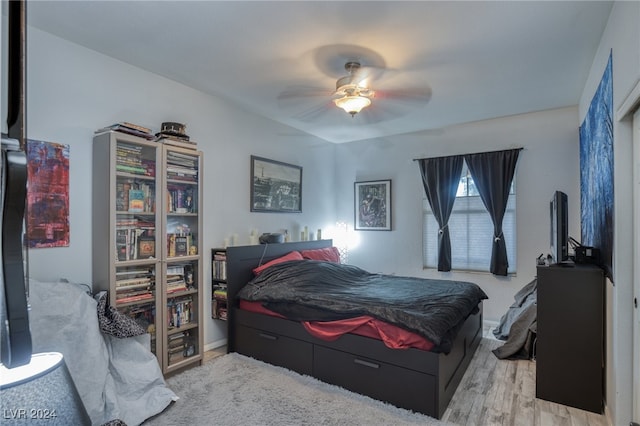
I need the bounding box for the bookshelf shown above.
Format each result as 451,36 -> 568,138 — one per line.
93,130 -> 204,375
211,248 -> 228,321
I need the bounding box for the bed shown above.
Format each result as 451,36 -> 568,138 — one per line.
226,240 -> 485,419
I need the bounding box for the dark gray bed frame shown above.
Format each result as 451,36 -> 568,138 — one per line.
225,240 -> 483,419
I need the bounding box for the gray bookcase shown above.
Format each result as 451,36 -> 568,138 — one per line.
92,130 -> 204,375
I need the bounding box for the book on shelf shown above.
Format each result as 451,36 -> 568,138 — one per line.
211,249 -> 227,280
213,302 -> 228,321
96,122 -> 156,140
167,187 -> 195,213
121,122 -> 152,134
116,288 -> 153,299
116,282 -> 153,292
116,163 -> 148,175
213,289 -> 227,300
137,235 -> 155,259
167,276 -> 187,293
167,296 -> 193,328
128,189 -> 145,212
116,182 -> 131,212
175,235 -> 188,256
116,292 -> 154,304
116,230 -> 128,261
167,233 -> 193,257
116,276 -> 153,286
117,182 -> 154,213
158,136 -> 197,151
115,228 -> 155,261
217,308 -> 227,321
116,267 -> 152,277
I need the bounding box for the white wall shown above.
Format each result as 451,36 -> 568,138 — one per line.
335,107 -> 581,323
24,27 -> 336,347
578,2 -> 640,425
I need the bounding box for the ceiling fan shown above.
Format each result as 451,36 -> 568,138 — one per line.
332,61 -> 376,117
278,57 -> 432,123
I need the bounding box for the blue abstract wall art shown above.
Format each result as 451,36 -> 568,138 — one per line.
579,52 -> 613,280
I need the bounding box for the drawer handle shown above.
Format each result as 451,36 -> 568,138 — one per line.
354,358 -> 379,369
258,333 -> 278,341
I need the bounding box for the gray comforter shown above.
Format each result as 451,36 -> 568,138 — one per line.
238,260 -> 488,352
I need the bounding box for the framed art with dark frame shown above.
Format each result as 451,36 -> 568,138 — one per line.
250,155 -> 302,213
354,179 -> 391,230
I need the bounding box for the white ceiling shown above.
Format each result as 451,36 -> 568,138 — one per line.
26,1 -> 613,144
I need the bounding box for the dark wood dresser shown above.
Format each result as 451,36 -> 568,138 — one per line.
536,264 -> 604,413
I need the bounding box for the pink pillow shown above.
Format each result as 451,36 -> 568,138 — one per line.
252,251 -> 304,275
301,247 -> 341,263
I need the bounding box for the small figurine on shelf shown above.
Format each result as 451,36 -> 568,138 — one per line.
184,195 -> 193,213
189,245 -> 198,255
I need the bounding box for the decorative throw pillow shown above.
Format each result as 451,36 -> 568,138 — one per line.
253,250 -> 304,275
95,291 -> 147,338
301,247 -> 341,263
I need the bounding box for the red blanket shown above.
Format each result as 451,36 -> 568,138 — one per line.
240,300 -> 434,351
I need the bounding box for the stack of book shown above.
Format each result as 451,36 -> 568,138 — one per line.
96,122 -> 156,141
167,186 -> 194,213
116,181 -> 155,213
167,227 -> 193,258
167,295 -> 194,328
212,286 -> 228,320
116,143 -> 145,175
157,136 -> 197,151
167,330 -> 196,363
166,264 -> 188,294
166,151 -> 198,183
116,219 -> 155,261
212,250 -> 227,281
115,272 -> 154,304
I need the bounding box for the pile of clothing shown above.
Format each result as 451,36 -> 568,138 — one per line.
492,278 -> 537,360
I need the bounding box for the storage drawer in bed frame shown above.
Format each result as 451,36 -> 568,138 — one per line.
314,345 -> 437,415
236,323 -> 313,375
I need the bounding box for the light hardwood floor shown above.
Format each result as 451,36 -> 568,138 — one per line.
203,338 -> 609,426
443,338 -> 609,426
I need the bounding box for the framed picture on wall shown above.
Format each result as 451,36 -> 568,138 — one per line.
250,155 -> 302,213
354,180 -> 391,231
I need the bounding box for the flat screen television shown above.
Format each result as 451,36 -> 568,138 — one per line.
550,190 -> 569,264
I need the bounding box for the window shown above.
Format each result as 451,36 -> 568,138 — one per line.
423,164 -> 516,273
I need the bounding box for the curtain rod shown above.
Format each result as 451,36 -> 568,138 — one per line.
412,147 -> 524,162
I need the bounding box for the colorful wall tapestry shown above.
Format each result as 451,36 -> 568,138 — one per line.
26,140 -> 70,248
579,52 -> 613,280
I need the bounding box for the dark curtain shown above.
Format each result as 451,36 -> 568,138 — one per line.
418,156 -> 464,271
464,149 -> 521,276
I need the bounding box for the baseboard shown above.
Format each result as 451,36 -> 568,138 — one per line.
483,319 -> 499,339
603,402 -> 614,426
204,338 -> 227,352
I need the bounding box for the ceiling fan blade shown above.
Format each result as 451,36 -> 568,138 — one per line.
277,84 -> 334,119
375,86 -> 432,105
278,85 -> 333,101
291,102 -> 336,123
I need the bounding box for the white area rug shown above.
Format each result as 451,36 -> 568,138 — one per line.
144,352 -> 448,425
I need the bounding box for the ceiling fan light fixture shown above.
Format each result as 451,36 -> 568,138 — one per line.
334,95 -> 372,117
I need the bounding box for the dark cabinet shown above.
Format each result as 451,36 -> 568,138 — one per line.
536,264 -> 604,413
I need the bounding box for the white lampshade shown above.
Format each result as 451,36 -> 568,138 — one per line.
333,95 -> 372,116
0,352 -> 90,425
